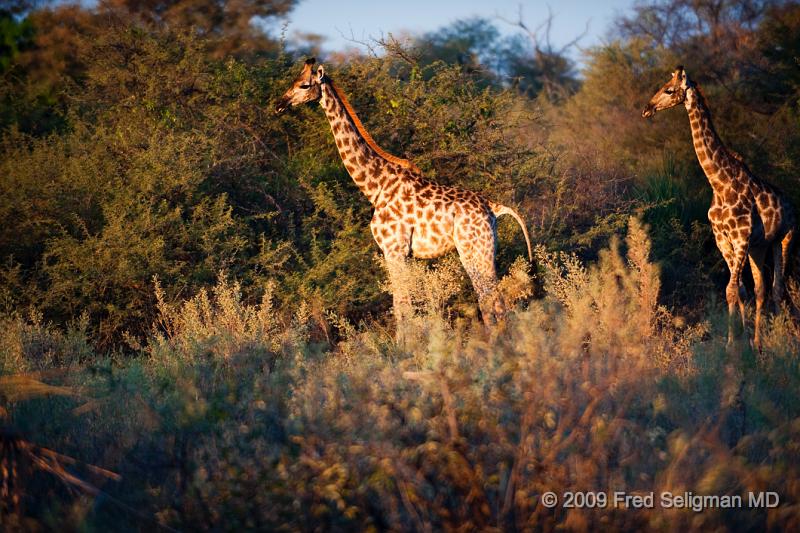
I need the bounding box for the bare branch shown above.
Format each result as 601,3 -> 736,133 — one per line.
337,24 -> 380,57
556,18 -> 591,57
374,32 -> 422,65
496,3 -> 589,56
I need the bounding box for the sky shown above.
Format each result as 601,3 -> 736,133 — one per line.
281,0 -> 638,58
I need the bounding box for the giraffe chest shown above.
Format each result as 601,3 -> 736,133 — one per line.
708,194 -> 764,246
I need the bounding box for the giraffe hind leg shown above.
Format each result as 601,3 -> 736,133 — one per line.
749,247 -> 767,349
773,229 -> 794,309
466,265 -> 501,327
453,213 -> 506,327
455,245 -> 502,326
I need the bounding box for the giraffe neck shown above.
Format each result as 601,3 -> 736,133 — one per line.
319,81 -> 419,204
684,85 -> 739,194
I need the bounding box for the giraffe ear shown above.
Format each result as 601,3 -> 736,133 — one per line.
316,65 -> 325,81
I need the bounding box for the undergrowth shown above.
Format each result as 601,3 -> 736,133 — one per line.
1,218 -> 799,530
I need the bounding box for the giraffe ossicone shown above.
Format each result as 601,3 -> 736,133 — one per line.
643,66 -> 795,348
276,58 -> 533,337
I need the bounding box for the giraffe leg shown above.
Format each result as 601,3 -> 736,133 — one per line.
385,257 -> 412,341
748,247 -> 767,350
454,220 -> 502,327
465,262 -> 501,327
371,212 -> 415,344
375,224 -> 413,344
725,243 -> 749,347
773,229 -> 794,309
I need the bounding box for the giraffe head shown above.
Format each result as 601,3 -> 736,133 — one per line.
641,66 -> 689,118
275,58 -> 325,114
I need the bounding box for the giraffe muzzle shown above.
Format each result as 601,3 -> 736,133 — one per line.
275,98 -> 290,115
642,104 -> 655,118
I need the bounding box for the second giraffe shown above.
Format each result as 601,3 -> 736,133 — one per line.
276,59 -> 532,333
643,66 -> 795,348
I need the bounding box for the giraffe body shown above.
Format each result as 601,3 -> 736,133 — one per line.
643,66 -> 795,347
276,59 -> 532,334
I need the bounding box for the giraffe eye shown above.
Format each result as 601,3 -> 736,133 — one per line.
299,84 -> 312,89
665,89 -> 674,95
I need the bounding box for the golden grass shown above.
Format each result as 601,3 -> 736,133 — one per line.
1,217 -> 799,530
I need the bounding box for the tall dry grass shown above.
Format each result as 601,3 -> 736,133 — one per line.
147,276 -> 310,365
0,311 -> 93,373
1,218 -> 799,530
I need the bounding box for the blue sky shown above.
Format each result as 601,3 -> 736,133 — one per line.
281,0 -> 637,57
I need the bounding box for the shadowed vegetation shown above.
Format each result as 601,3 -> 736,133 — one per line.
1,0 -> 800,529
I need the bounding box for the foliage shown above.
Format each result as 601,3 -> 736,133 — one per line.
3,221 -> 800,530
1,1 -> 800,528
0,8 -> 33,73
97,0 -> 296,58
1,0 -> 796,347
0,17 -> 550,346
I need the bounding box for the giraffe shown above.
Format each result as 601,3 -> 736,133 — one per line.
642,66 -> 795,347
275,58 -> 532,335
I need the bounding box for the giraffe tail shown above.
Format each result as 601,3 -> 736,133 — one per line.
489,202 -> 533,262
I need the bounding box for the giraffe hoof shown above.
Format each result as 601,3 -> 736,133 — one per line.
726,336 -> 741,354
750,337 -> 762,353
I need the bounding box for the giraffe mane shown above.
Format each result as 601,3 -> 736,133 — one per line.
694,83 -> 750,168
693,83 -> 710,112
329,80 -> 421,173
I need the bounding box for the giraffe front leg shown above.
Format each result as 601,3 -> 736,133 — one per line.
385,256 -> 413,345
383,257 -> 413,345
386,259 -> 414,347
372,214 -> 413,344
749,247 -> 767,350
725,243 -> 749,348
